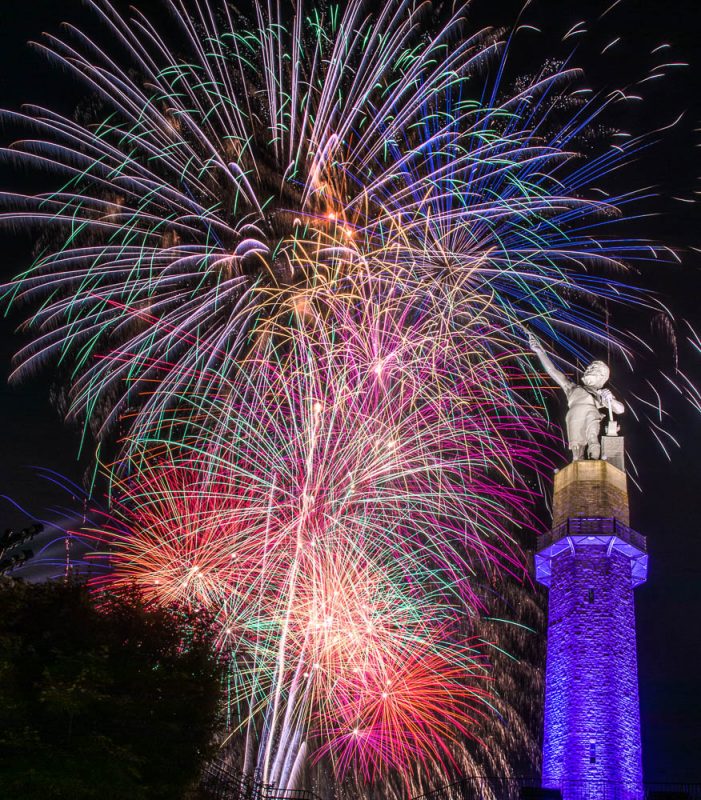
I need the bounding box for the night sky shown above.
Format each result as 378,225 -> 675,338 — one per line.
0,0 -> 699,783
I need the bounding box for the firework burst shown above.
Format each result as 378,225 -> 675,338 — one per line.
1,0 -> 682,450
82,294 -> 545,785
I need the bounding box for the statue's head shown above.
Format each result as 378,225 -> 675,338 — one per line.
581,360 -> 609,389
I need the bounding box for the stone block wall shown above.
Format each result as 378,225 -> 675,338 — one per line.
552,461 -> 629,526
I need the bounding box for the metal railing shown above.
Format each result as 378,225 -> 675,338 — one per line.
557,782 -> 701,800
413,776 -> 538,800
199,762 -> 322,800
200,766 -> 701,800
538,517 -> 646,553
412,778 -> 701,800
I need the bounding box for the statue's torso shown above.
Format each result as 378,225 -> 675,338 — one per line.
565,385 -> 603,445
566,384 -> 600,408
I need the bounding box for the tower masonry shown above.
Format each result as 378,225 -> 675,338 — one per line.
536,452 -> 647,799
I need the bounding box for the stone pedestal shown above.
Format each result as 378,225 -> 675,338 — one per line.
552,458 -> 629,527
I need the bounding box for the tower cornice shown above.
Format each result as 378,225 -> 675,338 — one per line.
535,516 -> 648,588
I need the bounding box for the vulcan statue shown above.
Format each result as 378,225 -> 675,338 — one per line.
529,333 -> 624,461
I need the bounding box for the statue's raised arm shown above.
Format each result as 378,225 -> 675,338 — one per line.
528,333 -> 624,462
528,332 -> 576,395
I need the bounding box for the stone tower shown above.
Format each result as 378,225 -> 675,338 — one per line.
535,438 -> 647,799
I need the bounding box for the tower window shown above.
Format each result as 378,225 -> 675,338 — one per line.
588,589 -> 595,603
589,740 -> 597,764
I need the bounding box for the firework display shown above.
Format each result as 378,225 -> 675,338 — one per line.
1,0 -> 691,793
85,301 -> 543,785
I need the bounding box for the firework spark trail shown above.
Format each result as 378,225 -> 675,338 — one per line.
280,543 -> 494,784
1,0 -> 687,453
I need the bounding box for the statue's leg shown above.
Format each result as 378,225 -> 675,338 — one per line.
585,412 -> 602,460
571,444 -> 585,461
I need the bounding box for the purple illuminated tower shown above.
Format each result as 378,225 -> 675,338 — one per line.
536,437 -> 647,799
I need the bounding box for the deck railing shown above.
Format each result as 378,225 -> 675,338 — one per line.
538,517 -> 646,553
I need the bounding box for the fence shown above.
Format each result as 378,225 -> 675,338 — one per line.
199,767 -> 701,800
412,778 -> 701,800
199,762 -> 322,800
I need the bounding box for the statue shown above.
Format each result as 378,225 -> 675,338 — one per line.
528,333 -> 624,461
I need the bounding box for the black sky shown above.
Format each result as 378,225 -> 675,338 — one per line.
0,0 -> 699,783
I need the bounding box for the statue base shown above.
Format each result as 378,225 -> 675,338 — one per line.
601,434 -> 625,471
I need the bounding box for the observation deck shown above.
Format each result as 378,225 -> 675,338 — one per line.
535,516 -> 647,588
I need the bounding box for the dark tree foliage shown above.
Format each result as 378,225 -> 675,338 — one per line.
0,579 -> 225,800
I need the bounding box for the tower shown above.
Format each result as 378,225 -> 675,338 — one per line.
536,438 -> 647,799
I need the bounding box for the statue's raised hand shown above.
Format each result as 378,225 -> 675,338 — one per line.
599,387 -> 625,415
528,332 -> 545,354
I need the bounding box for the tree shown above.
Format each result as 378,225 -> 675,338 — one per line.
0,579 -> 225,800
